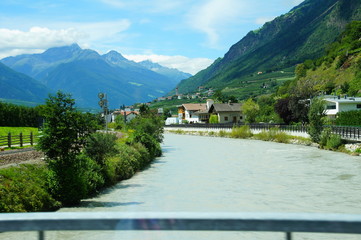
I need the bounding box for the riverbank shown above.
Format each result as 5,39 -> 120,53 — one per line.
0,136 -> 160,213
165,127 -> 361,156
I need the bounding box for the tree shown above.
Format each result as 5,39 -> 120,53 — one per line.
127,111 -> 164,158
242,98 -> 260,123
307,97 -> 326,143
37,91 -> 99,205
209,114 -> 219,123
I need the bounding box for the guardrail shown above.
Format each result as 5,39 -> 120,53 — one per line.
1,212 -> 361,240
166,123 -> 361,141
0,132 -> 36,148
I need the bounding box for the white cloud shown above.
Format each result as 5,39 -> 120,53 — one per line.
255,17 -> 276,25
0,27 -> 85,58
124,54 -> 214,75
0,20 -> 131,59
186,0 -> 248,49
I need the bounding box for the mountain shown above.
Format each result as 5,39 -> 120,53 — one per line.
1,45 -> 178,109
176,0 -> 361,98
0,62 -> 50,103
284,20 -> 361,98
138,60 -> 192,85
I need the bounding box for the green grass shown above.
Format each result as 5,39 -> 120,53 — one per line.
0,127 -> 39,136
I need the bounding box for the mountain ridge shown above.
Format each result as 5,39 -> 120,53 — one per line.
1,45 -> 189,108
176,0 -> 361,97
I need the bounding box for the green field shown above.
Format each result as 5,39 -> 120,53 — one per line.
0,127 -> 39,136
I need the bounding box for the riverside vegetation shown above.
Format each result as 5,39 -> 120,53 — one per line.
167,124 -> 360,155
0,91 -> 164,212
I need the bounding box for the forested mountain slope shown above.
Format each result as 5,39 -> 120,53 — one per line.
176,0 -> 361,97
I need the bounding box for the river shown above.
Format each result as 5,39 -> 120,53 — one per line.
3,133 -> 361,239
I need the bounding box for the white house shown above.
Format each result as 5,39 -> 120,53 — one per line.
324,96 -> 361,118
165,117 -> 180,125
178,103 -> 207,123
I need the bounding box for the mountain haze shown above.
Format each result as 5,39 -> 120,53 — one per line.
139,60 -> 192,85
176,0 -> 361,96
1,45 -> 183,108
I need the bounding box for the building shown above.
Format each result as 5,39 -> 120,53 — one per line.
112,110 -> 139,123
178,103 -> 207,123
177,99 -> 243,124
324,96 -> 361,118
208,102 -> 243,123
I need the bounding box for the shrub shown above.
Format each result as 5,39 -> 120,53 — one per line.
325,134 -> 343,150
47,153 -> 104,205
254,128 -> 290,143
273,131 -> 290,143
307,98 -> 326,143
230,125 -> 252,139
319,127 -> 332,148
218,130 -> 229,137
0,165 -> 60,212
209,114 -> 219,124
84,132 -> 118,167
208,131 -> 216,136
254,131 -> 271,141
336,110 -> 361,126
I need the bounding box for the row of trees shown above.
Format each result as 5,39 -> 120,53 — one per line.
0,102 -> 42,127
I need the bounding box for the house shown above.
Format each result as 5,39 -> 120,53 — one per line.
178,103 -> 207,123
208,102 -> 243,123
324,96 -> 361,118
112,110 -> 139,123
177,99 -> 243,124
165,117 -> 180,125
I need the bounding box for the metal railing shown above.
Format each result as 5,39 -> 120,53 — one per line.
166,123 -> 361,141
1,212 -> 361,240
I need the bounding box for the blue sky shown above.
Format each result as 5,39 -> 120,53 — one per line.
0,0 -> 304,74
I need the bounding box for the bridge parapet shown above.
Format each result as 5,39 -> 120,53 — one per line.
1,212 -> 361,240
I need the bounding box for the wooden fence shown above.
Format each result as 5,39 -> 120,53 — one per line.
0,132 -> 36,148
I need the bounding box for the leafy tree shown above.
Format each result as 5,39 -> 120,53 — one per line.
242,98 -> 260,123
209,114 -> 219,124
127,111 -> 164,158
37,91 -> 97,159
307,97 -> 326,143
37,91 -> 99,205
139,104 -> 151,115
275,98 -> 295,124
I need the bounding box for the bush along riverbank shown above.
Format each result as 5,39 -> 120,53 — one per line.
167,125 -> 361,156
0,92 -> 164,212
